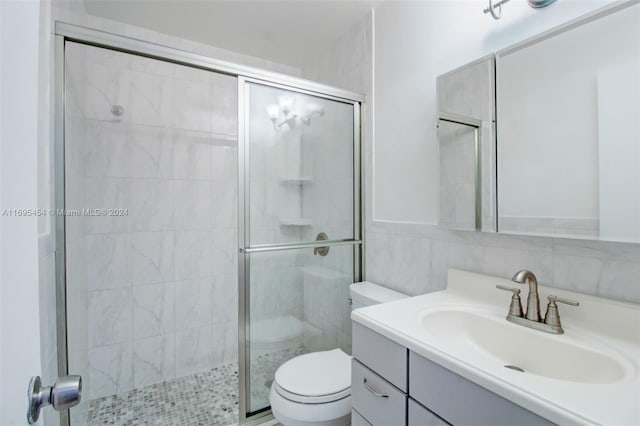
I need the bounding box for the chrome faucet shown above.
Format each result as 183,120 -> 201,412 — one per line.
497,270 -> 579,334
511,269 -> 541,321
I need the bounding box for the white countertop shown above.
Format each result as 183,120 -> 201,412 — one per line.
351,269 -> 640,425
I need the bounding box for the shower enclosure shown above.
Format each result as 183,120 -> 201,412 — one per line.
55,23 -> 361,426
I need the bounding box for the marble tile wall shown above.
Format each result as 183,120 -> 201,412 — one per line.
64,42 -> 239,405
301,249 -> 354,355
304,97 -> 356,243
365,222 -> 640,303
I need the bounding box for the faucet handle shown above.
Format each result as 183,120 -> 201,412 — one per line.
496,285 -> 524,317
547,295 -> 579,307
544,295 -> 579,330
496,284 -> 521,294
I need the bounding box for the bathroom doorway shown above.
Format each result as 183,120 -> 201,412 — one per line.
56,25 -> 362,426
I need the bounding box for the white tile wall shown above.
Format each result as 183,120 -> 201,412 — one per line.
88,342 -> 133,398
175,326 -> 214,377
366,223 -> 640,304
132,283 -> 174,339
132,334 -> 176,388
131,231 -> 174,285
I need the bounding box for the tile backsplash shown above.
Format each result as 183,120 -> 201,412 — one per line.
366,221 -> 640,303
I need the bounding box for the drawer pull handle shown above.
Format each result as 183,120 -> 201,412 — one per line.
363,378 -> 389,398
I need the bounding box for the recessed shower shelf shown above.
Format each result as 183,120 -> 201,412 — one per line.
279,176 -> 314,185
280,218 -> 313,227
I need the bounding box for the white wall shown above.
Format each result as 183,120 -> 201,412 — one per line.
0,1 -> 43,424
52,0 -> 301,78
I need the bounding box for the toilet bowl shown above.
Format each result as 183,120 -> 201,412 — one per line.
270,349 -> 352,426
270,282 -> 408,426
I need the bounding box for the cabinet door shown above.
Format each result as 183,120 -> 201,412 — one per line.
352,409 -> 372,426
408,398 -> 450,426
409,352 -> 553,426
352,360 -> 406,426
352,322 -> 407,391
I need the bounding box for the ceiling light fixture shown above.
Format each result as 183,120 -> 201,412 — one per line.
484,0 -> 557,20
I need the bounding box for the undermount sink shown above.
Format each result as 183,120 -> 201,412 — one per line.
421,308 -> 625,384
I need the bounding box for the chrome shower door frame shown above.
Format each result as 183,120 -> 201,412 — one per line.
53,22 -> 363,426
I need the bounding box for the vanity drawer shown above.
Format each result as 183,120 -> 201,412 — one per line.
352,359 -> 407,426
409,352 -> 553,426
408,398 -> 450,426
351,409 -> 372,426
353,322 -> 408,391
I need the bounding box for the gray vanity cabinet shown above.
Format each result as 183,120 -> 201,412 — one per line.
408,399 -> 449,426
351,323 -> 407,425
409,352 -> 552,426
352,323 -> 553,426
352,360 -> 407,425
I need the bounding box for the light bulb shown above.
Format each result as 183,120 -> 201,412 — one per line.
305,102 -> 325,117
266,104 -> 280,120
278,95 -> 294,115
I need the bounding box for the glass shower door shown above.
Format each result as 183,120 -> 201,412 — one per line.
63,41 -> 240,425
240,81 -> 361,418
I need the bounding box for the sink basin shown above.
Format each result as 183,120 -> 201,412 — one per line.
421,308 -> 625,384
353,269 -> 640,425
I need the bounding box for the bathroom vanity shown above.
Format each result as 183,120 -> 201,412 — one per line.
350,323 -> 550,426
350,269 -> 640,425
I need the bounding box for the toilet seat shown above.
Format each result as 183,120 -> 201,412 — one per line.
274,382 -> 350,404
273,348 -> 352,404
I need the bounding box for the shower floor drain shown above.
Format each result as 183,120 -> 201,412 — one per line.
504,365 -> 525,372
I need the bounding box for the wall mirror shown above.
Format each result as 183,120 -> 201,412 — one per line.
438,2 -> 639,244
437,56 -> 496,232
497,1 -> 639,243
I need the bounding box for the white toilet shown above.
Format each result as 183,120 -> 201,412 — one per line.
270,281 -> 408,426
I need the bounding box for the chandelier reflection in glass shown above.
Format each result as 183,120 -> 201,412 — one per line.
266,95 -> 325,132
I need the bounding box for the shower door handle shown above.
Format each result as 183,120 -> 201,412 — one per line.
313,232 -> 329,256
27,375 -> 82,424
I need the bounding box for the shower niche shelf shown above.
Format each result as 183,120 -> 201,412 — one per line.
280,218 -> 313,227
279,176 -> 314,186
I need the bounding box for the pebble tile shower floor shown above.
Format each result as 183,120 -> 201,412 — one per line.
86,363 -> 239,426
85,347 -> 305,425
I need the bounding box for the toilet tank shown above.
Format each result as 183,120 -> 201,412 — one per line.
349,281 -> 408,310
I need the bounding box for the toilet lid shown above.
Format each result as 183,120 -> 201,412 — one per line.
274,349 -> 351,400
